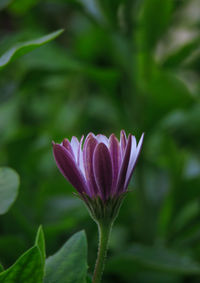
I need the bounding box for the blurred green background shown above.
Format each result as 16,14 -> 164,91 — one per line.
1,0 -> 200,282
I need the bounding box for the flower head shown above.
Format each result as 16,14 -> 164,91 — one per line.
53,130 -> 144,221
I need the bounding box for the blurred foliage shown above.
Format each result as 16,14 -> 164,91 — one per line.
0,29 -> 63,69
0,167 -> 19,215
0,0 -> 200,282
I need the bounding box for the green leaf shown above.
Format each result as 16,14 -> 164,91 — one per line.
0,167 -> 20,215
44,231 -> 88,283
162,38 -> 200,68
86,274 -> 92,283
9,0 -> 39,15
145,67 -> 192,124
108,244 -> 200,275
35,226 -> 46,266
0,246 -> 43,282
171,200 -> 200,234
139,0 -> 173,50
0,264 -> 3,272
0,29 -> 64,70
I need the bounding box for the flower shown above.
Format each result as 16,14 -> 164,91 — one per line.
53,130 -> 144,221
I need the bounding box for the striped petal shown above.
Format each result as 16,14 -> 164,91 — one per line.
109,134 -> 121,193
124,133 -> 144,190
77,135 -> 85,176
120,130 -> 127,157
83,134 -> 98,196
71,136 -> 79,162
116,134 -> 132,194
93,143 -> 113,201
96,134 -> 109,147
62,139 -> 74,158
53,143 -> 89,195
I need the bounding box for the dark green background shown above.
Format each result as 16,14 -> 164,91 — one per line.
1,0 -> 200,282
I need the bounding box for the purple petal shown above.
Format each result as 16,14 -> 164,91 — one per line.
85,132 -> 95,140
120,130 -> 127,156
70,136 -> 79,162
53,143 -> 89,195
62,139 -> 75,158
77,135 -> 85,176
125,135 -> 137,185
93,143 -> 113,201
109,134 -> 121,193
116,134 -> 132,194
124,133 -> 144,190
96,134 -> 109,147
83,134 -> 99,196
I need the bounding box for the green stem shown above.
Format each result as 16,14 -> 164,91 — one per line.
92,222 -> 112,283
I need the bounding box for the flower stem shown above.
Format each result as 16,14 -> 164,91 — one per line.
92,221 -> 112,283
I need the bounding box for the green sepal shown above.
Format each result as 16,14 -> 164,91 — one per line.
75,192 -> 128,225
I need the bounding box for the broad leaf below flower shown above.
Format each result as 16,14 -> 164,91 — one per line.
44,231 -> 88,283
0,246 -> 43,282
35,226 -> 46,267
